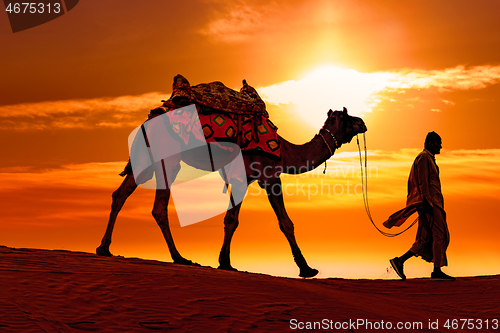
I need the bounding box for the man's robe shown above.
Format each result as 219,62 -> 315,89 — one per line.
384,149 -> 449,266
383,149 -> 444,228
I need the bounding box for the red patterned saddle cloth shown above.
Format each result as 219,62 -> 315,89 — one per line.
150,75 -> 280,158
159,105 -> 280,158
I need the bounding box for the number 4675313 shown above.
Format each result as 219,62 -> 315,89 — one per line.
5,3 -> 61,14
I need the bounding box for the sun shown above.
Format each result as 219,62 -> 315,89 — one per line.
259,65 -> 394,128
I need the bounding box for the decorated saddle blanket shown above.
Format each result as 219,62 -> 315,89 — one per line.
162,74 -> 268,117
147,75 -> 279,157
157,104 -> 280,158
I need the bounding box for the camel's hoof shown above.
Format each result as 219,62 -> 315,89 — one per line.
173,258 -> 201,266
299,267 -> 319,278
217,264 -> 238,272
96,246 -> 112,257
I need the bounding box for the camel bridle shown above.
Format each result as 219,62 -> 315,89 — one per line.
319,116 -> 342,174
319,128 -> 340,155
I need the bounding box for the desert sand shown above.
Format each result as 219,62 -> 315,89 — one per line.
0,245 -> 498,332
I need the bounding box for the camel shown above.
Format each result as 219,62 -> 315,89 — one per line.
97,107 -> 367,278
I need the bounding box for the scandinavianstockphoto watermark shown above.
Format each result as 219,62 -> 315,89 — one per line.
249,178 -> 367,199
249,160 -> 378,180
247,161 -> 379,199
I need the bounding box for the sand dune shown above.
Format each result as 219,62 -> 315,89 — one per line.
0,245 -> 498,332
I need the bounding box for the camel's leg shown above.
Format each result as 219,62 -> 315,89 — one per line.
263,178 -> 319,278
218,201 -> 243,271
152,161 -> 198,265
96,173 -> 138,256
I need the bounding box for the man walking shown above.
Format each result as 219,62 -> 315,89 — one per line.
384,132 -> 455,281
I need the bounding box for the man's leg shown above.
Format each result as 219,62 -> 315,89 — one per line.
400,250 -> 416,262
430,206 -> 454,280
390,250 -> 414,280
390,212 -> 428,281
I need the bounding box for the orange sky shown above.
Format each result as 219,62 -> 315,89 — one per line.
1,0 -> 499,279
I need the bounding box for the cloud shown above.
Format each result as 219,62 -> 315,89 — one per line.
199,0 -> 349,44
201,3 -> 267,42
200,1 -> 290,43
242,148 -> 500,211
3,64 -> 500,131
4,149 -> 497,218
0,162 -> 126,190
385,65 -> 500,91
0,92 -> 166,130
258,65 -> 500,127
0,161 -> 155,240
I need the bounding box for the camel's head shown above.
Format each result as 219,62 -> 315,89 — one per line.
321,107 -> 367,147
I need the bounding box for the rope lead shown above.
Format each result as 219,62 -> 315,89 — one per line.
357,133 -> 418,237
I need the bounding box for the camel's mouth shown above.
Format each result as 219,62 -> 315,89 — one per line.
355,119 -> 368,134
348,119 -> 367,140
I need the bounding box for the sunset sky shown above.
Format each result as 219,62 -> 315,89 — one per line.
1,0 -> 499,279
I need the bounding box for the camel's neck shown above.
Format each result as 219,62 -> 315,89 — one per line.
279,133 -> 334,174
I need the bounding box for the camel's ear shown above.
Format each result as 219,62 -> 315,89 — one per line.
343,107 -> 348,114
328,109 -> 333,117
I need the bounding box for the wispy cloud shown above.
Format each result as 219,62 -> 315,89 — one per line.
0,162 -> 126,190
200,1 -> 283,43
384,65 -> 500,91
242,149 -> 500,211
0,162 -> 127,228
258,65 -> 500,127
3,150 -> 498,219
202,5 -> 266,42
0,93 -> 165,130
3,65 -> 500,131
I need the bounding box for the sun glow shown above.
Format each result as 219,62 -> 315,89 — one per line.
258,65 -> 395,127
258,64 -> 500,128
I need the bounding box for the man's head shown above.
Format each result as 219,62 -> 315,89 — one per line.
425,131 -> 442,155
